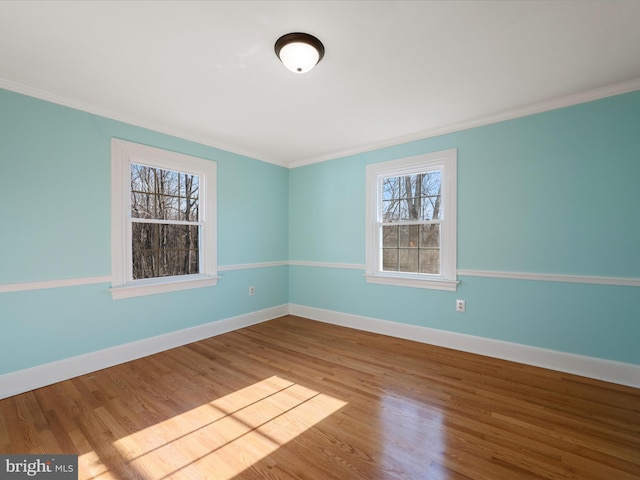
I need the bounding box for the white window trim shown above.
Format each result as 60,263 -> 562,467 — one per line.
365,148 -> 458,291
110,139 -> 218,299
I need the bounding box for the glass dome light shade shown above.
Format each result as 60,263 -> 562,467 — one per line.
275,33 -> 325,74
279,42 -> 320,73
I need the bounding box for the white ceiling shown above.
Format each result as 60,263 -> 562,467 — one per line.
1,1 -> 639,167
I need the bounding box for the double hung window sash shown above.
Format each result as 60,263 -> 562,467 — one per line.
378,170 -> 442,275
129,164 -> 201,280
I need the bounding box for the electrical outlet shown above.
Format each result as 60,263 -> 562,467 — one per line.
456,299 -> 466,313
249,286 -> 255,296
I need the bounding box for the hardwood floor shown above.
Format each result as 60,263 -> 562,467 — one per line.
1,315 -> 639,479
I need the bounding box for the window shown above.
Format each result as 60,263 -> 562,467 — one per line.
365,149 -> 457,290
130,164 -> 200,279
111,139 -> 218,299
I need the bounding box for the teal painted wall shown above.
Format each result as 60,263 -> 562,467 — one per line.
2,87 -> 639,376
289,91 -> 640,365
0,89 -> 289,374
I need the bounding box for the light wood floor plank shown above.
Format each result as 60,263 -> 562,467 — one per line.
1,315 -> 639,479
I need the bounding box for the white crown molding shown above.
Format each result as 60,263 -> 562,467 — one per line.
289,304 -> 640,389
289,77 -> 640,168
3,76 -> 639,170
0,76 -> 287,168
0,304 -> 288,400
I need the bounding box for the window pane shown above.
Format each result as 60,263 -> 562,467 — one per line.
382,176 -> 402,222
132,223 -> 199,279
382,225 -> 398,248
382,249 -> 398,271
419,224 -> 439,248
419,224 -> 440,274
421,195 -> 441,220
165,170 -> 179,195
420,171 -> 441,220
131,164 -> 199,221
419,249 -> 440,274
398,249 -> 419,273
179,173 -> 199,222
382,171 -> 441,222
398,174 -> 417,221
398,225 -> 419,248
131,163 -> 155,192
381,224 -> 441,274
382,176 -> 400,201
131,191 -> 153,219
165,195 -> 180,221
382,200 -> 398,222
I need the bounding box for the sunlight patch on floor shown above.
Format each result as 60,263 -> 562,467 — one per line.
96,376 -> 347,479
78,451 -> 113,480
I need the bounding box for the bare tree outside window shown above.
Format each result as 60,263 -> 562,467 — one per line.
381,171 -> 441,274
130,164 -> 200,279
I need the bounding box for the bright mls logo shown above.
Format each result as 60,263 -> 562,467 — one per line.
1,455 -> 77,479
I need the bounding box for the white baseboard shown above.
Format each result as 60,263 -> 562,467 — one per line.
3,303 -> 638,399
0,305 -> 288,400
289,304 -> 640,389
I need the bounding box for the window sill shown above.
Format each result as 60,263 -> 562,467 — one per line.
110,275 -> 220,300
364,273 -> 458,291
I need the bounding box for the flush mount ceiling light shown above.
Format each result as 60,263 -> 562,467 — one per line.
275,32 -> 325,73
